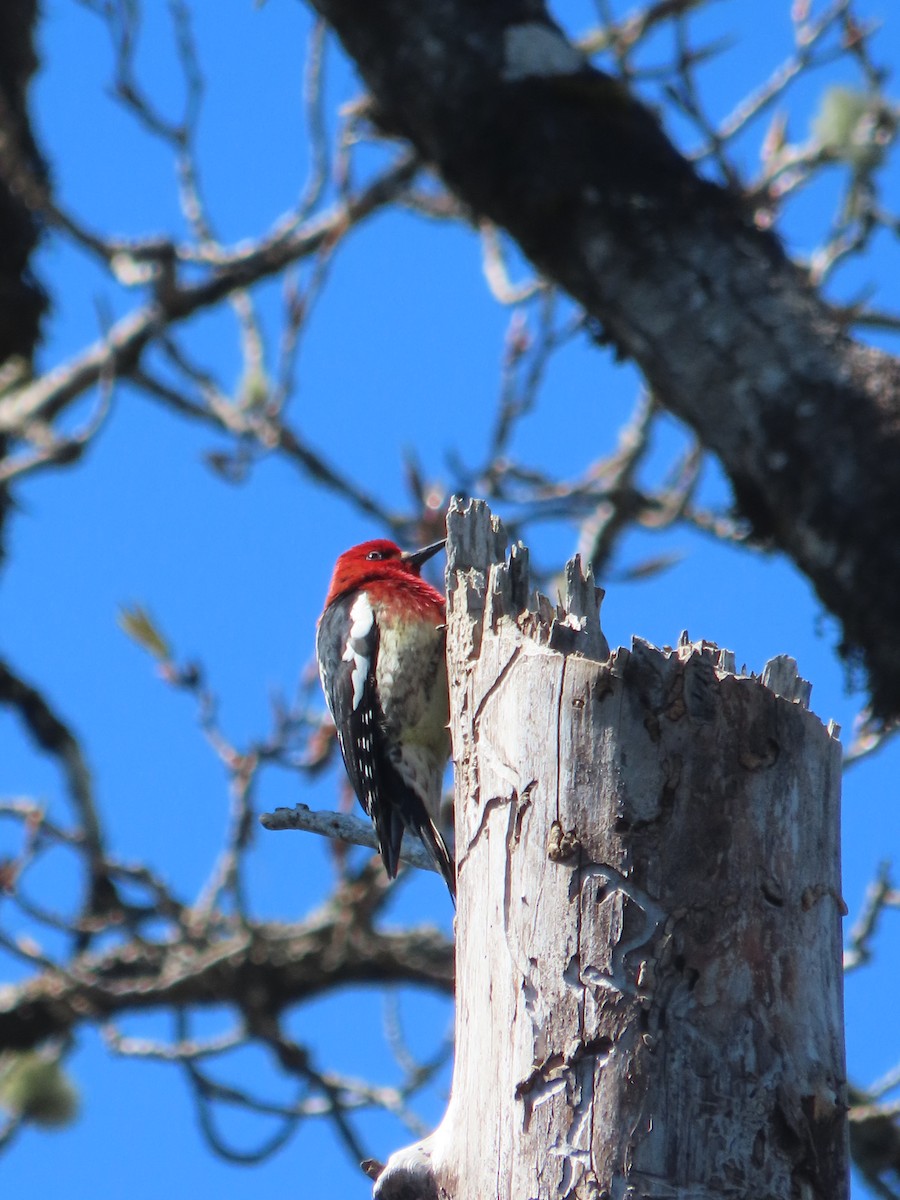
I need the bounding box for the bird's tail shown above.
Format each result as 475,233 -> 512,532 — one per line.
413,815 -> 457,903
374,808 -> 456,901
374,757 -> 457,901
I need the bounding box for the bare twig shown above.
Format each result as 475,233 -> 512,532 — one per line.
844,862 -> 898,972
0,155 -> 417,438
480,223 -> 544,306
260,804 -> 453,879
844,709 -> 900,767
576,390 -> 658,576
0,659 -> 114,931
719,0 -> 854,143
297,17 -> 332,217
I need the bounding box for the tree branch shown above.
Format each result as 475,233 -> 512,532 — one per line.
260,804 -> 452,877
0,902 -> 453,1052
0,154 -> 417,435
0,658 -> 115,929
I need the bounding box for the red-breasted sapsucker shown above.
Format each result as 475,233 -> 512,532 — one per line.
316,538 -> 456,898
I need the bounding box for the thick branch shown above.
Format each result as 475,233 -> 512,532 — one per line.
309,0 -> 900,719
0,906 -> 453,1052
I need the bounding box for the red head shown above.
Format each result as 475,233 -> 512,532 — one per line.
322,538 -> 446,611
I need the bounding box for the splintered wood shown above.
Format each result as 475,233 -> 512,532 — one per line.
374,498 -> 846,1200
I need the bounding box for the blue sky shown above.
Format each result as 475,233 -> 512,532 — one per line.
2,1 -> 899,1196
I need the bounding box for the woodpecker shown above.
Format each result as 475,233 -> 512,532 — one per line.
316,537 -> 455,898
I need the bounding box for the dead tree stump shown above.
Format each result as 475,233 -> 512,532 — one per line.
375,499 -> 846,1200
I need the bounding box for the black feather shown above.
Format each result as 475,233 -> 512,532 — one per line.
317,595 -> 456,899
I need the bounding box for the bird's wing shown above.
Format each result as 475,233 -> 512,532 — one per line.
317,594 -> 455,896
317,594 -> 405,876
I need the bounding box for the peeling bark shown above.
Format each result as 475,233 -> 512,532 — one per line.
375,499 -> 847,1199
309,0 -> 900,719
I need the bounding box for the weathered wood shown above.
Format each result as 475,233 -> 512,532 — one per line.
375,498 -> 846,1200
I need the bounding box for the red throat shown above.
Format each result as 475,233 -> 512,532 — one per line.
323,539 -> 444,616
365,574 -> 446,621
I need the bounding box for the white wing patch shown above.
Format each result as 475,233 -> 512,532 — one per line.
342,593 -> 374,711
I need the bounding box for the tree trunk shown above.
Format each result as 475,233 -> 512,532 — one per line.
309,0 -> 900,720
375,499 -> 847,1200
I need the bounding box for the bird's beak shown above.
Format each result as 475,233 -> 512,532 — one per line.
401,538 -> 446,568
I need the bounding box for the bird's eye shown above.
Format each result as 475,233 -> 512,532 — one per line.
366,550 -> 384,561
